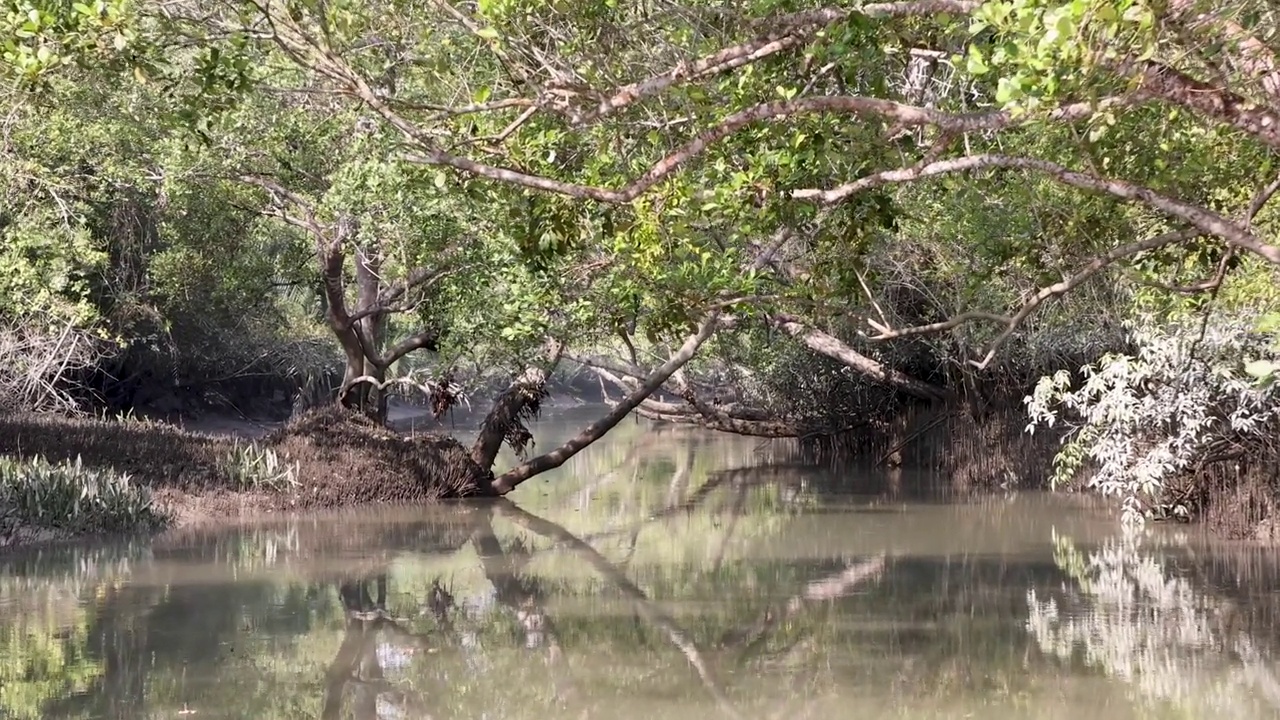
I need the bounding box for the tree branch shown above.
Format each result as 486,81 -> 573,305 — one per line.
554,2 -> 985,125
1162,0 -> 1280,107
490,314 -> 721,493
1135,60 -> 1280,150
770,314 -> 952,402
862,172 -> 1280,364
794,153 -> 1280,265
379,328 -> 441,367
397,95 -> 1133,203
585,359 -> 867,438
868,229 -> 1204,366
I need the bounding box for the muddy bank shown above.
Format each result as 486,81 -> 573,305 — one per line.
0,407 -> 493,552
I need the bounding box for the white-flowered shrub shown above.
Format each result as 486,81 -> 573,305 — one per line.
1024,315 -> 1280,525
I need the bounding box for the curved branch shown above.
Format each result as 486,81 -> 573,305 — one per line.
794,154 -> 1280,265
561,1 -> 982,125
398,96 -> 1130,203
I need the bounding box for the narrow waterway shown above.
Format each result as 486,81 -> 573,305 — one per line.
2,413 -> 1279,719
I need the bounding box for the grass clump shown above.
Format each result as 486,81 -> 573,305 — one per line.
0,455 -> 163,534
222,440 -> 300,491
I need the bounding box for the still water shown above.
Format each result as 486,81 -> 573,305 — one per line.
3,414 -> 1280,719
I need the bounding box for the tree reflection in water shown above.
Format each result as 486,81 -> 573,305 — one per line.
1026,531 -> 1280,717
316,500 -> 884,720
25,463 -> 1280,719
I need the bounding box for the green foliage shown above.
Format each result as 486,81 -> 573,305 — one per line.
0,224 -> 106,330
0,0 -> 139,86
0,454 -> 161,533
221,441 -> 300,491
0,605 -> 101,720
964,0 -> 1157,109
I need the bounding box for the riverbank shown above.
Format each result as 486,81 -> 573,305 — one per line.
0,406 -> 492,552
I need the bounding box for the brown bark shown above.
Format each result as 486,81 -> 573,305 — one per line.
1162,0 -> 1280,107
770,315 -> 951,402
796,153 -> 1280,265
1136,60 -> 1280,151
348,243 -> 388,421
470,339 -> 564,471
592,365 -> 868,438
239,175 -> 446,424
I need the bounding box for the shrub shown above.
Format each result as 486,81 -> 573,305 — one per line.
1025,317 -> 1280,525
0,455 -> 162,533
221,441 -> 299,491
0,322 -> 105,414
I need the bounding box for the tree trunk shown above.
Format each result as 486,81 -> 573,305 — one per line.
471,339 -> 563,470
471,364 -> 551,469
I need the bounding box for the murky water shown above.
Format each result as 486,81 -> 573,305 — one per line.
4,413 -> 1280,719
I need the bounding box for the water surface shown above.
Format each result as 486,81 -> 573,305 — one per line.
3,414 -> 1280,719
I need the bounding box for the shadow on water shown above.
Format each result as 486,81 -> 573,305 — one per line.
4,418 -> 1280,718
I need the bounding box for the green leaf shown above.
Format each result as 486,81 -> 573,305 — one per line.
433,170 -> 447,189
475,26 -> 500,41
1244,359 -> 1277,379
995,76 -> 1019,104
966,45 -> 989,75
472,85 -> 492,103
1255,312 -> 1280,334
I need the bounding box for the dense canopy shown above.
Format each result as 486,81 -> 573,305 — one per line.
2,0 -> 1279,520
